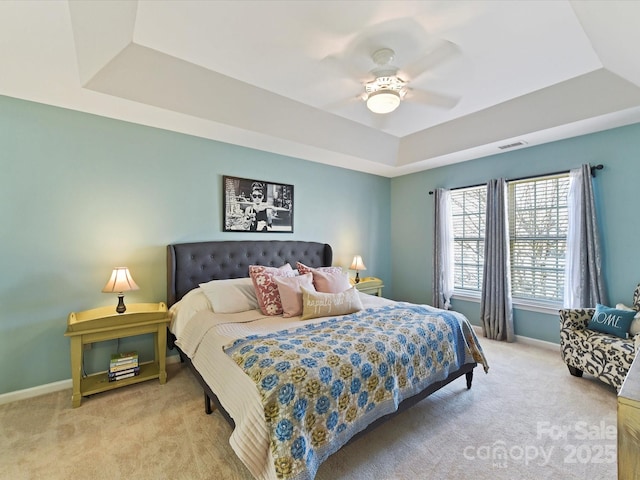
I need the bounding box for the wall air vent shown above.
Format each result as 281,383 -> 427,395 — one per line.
498,140 -> 528,150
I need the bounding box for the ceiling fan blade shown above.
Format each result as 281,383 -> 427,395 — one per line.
320,54 -> 371,84
405,88 -> 461,109
399,39 -> 461,82
323,93 -> 365,112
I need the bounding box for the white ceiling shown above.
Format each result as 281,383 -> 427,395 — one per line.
2,0 -> 640,177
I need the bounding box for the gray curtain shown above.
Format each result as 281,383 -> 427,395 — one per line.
563,164 -> 607,308
432,188 -> 454,309
480,179 -> 514,342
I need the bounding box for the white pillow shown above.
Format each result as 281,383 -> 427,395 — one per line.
169,288 -> 213,338
199,277 -> 259,314
169,288 -> 212,320
615,303 -> 640,336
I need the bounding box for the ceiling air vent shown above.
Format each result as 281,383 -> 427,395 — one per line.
498,140 -> 528,150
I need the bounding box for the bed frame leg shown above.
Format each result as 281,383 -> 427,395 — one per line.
204,392 -> 213,414
465,371 -> 473,389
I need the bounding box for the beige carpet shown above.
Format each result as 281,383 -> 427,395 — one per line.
1,339 -> 617,480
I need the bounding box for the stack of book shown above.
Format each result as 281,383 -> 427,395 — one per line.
108,351 -> 140,382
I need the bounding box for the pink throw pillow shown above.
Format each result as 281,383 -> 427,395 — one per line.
296,262 -> 342,276
249,264 -> 295,315
312,269 -> 351,293
274,273 -> 315,317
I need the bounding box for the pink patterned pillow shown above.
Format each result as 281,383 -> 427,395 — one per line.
296,262 -> 342,276
249,264 -> 295,315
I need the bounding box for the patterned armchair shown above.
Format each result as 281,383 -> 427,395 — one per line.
559,284 -> 640,392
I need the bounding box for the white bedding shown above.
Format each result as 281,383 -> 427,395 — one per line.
171,291 -> 393,480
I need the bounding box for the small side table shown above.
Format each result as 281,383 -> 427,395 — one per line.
352,276 -> 384,296
618,354 -> 640,479
64,302 -> 170,408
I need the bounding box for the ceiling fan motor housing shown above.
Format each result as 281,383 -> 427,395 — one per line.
365,75 -> 406,95
372,48 -> 396,66
364,48 -> 407,113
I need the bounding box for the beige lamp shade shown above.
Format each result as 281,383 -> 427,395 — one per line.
349,255 -> 367,271
102,267 -> 140,293
350,255 -> 366,284
102,267 -> 139,314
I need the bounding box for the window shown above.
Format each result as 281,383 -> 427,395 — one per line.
451,186 -> 486,292
508,174 -> 570,302
450,173 -> 570,304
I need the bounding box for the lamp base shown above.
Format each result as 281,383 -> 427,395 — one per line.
355,272 -> 360,284
116,294 -> 126,314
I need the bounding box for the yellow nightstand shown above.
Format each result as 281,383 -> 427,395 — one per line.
351,276 -> 384,296
64,302 -> 169,407
618,354 -> 640,479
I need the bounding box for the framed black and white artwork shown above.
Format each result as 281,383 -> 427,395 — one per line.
223,175 -> 294,233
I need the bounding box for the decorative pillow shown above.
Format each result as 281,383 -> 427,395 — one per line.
274,273 -> 315,317
587,304 -> 636,339
249,265 -> 296,315
615,303 -> 640,336
199,277 -> 259,314
296,262 -> 342,276
301,287 -> 363,320
311,269 -> 352,293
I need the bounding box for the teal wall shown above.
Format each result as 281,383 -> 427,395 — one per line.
391,123 -> 640,343
3,91 -> 640,395
0,95 -> 391,394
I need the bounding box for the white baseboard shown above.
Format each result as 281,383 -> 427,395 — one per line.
0,379 -> 73,406
0,354 -> 182,406
471,325 -> 559,351
515,333 -> 560,352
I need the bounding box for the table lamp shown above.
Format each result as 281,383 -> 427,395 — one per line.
102,267 -> 139,314
350,255 -> 367,284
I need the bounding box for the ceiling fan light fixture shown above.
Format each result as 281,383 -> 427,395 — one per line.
366,90 -> 401,114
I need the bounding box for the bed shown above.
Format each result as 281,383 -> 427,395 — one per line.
166,240 -> 488,480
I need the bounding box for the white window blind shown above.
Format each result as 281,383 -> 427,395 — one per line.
508,174 -> 570,302
449,172 -> 570,304
451,186 -> 486,292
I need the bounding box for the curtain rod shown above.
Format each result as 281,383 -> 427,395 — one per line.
428,163 -> 603,195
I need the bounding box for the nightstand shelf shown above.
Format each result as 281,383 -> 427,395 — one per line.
352,276 -> 384,296
80,361 -> 160,397
65,302 -> 170,407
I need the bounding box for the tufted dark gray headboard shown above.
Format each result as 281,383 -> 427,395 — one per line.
166,240 -> 333,306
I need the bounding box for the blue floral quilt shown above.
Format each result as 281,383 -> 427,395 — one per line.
224,303 -> 488,480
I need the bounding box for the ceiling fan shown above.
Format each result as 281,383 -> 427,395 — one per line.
323,24 -> 463,118
363,48 -> 408,114
360,44 -> 461,115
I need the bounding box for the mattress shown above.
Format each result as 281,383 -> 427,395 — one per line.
170,293 -> 486,480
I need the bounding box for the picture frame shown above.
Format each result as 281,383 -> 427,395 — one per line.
223,175 -> 294,233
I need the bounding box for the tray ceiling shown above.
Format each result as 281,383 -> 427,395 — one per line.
2,1 -> 640,177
